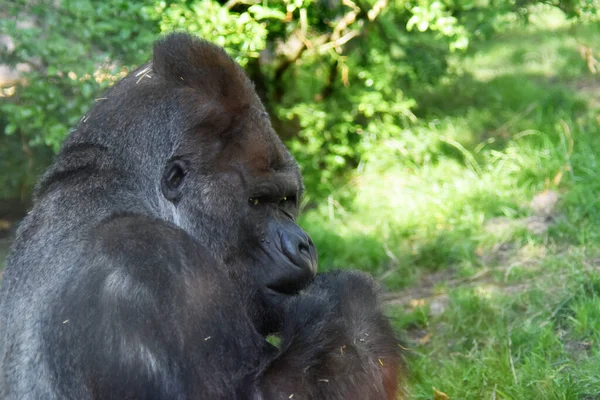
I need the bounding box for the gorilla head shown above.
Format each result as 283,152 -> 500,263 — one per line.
62,34 -> 317,314
151,35 -> 318,296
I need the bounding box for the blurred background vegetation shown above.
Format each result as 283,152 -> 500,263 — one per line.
2,0 -> 600,398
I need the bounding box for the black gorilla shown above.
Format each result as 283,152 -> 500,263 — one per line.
0,33 -> 402,399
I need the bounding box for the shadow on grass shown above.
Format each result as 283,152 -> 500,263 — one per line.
412,72 -> 588,149
407,23 -> 597,151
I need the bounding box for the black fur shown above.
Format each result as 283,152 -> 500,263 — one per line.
0,33 -> 402,399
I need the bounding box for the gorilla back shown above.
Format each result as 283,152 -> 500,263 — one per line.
0,33 -> 402,399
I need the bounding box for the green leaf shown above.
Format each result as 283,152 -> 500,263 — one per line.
4,123 -> 17,135
248,5 -> 286,20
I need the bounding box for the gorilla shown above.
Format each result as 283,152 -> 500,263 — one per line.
0,33 -> 402,399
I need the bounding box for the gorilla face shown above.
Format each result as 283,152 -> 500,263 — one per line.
157,82 -> 317,305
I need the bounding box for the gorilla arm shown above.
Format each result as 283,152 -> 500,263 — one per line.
52,214 -> 270,400
258,271 -> 402,400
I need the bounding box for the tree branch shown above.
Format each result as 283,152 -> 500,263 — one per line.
271,0 -> 390,101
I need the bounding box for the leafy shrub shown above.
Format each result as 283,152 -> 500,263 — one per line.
1,0 -> 597,200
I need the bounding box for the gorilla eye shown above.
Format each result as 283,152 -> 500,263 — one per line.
278,195 -> 297,219
279,195 -> 296,207
249,197 -> 260,206
161,160 -> 187,202
167,166 -> 184,187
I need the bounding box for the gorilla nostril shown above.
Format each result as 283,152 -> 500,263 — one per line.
298,242 -> 310,255
280,230 -> 314,268
273,228 -> 318,295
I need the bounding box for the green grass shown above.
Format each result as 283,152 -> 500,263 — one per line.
300,13 -> 600,399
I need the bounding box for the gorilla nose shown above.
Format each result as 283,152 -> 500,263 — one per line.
280,228 -> 318,288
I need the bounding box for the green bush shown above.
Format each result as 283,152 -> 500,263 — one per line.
1,0 -> 597,199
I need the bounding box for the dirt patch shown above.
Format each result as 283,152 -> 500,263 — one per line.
384,192 -> 560,312
383,267 -> 533,315
485,190 -> 561,237
383,240 -> 544,313
383,240 -> 547,317
563,337 -> 592,361
572,77 -> 600,110
382,268 -> 456,311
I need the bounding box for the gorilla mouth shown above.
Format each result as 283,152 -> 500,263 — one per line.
266,278 -> 308,296
253,240 -> 317,296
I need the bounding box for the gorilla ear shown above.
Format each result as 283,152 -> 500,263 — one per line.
161,160 -> 187,202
